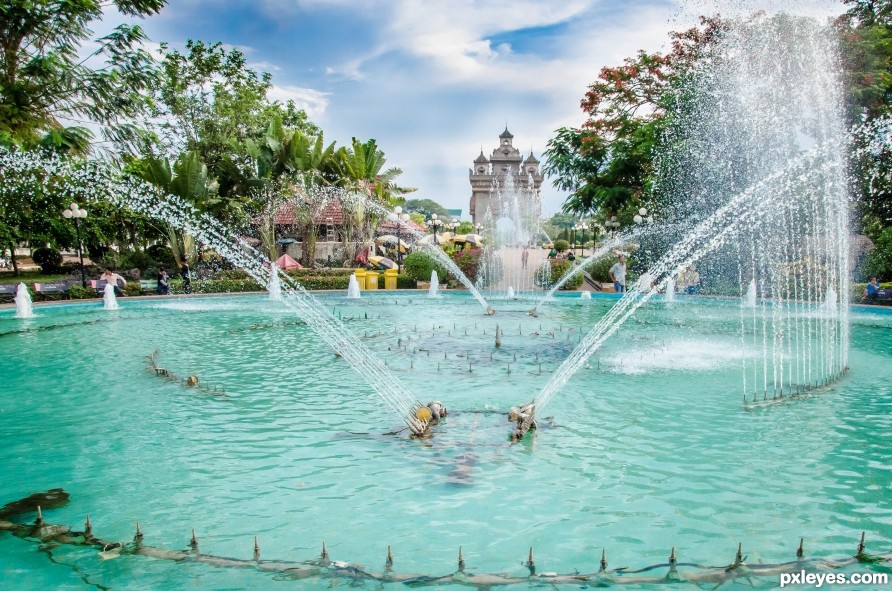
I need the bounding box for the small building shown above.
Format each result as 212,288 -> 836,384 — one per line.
469,128 -> 543,225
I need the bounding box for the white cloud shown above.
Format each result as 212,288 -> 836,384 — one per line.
268,85 -> 331,120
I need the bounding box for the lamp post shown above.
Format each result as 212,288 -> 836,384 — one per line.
62,203 -> 88,288
426,214 -> 442,245
393,206 -> 410,273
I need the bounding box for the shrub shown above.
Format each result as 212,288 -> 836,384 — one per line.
120,249 -> 153,271
584,256 -> 615,283
554,239 -> 570,253
32,246 -> 63,273
453,248 -> 483,284
551,260 -> 584,290
146,244 -> 177,270
397,274 -> 417,289
213,268 -> 250,280
68,284 -> 95,299
124,281 -> 143,296
402,251 -> 449,282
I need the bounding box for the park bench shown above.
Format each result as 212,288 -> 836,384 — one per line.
33,282 -> 69,301
139,279 -> 155,293
874,288 -> 892,304
0,283 -> 18,303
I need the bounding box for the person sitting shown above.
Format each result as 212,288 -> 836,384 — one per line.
99,268 -> 126,297
157,268 -> 170,295
865,276 -> 881,303
548,248 -> 557,260
567,252 -> 576,262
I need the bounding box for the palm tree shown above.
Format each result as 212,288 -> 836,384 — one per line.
335,138 -> 416,258
134,150 -> 208,266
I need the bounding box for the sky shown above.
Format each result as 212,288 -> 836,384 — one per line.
95,0 -> 842,218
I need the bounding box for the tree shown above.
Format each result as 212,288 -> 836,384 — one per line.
0,0 -> 164,146
543,17 -> 728,218
132,151 -> 211,266
403,198 -> 451,219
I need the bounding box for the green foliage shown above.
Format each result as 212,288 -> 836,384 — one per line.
146,244 -> 177,270
32,246 -> 63,273
67,285 -> 95,299
554,239 -> 570,253
124,281 -> 143,296
119,250 -> 153,271
453,248 -> 483,285
402,251 -> 449,282
0,0 -> 163,145
551,261 -> 584,290
860,227 -> 892,280
403,198 -> 451,218
457,221 -> 475,234
585,256 -> 615,283
397,274 -> 417,289
213,268 -> 250,280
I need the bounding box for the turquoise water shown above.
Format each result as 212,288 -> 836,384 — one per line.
0,292 -> 891,589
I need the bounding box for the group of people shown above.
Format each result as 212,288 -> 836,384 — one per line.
608,254 -> 700,294
98,263 -> 191,296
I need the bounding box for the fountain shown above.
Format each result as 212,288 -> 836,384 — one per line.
350,195 -> 494,314
267,262 -> 282,301
743,278 -> 757,308
14,283 -> 33,318
506,286 -> 515,300
346,273 -> 361,299
528,12 -> 851,417
476,172 -> 550,297
103,284 -> 119,310
665,277 -> 676,302
0,149 -> 430,436
580,291 -> 592,300
428,270 -> 440,297
2,9 -> 890,589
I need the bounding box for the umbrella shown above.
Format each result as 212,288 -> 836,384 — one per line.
277,238 -> 297,245
375,235 -> 410,253
275,253 -> 303,270
451,233 -> 484,247
367,255 -> 396,270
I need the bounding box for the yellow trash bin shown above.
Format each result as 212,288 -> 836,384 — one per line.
365,271 -> 379,290
353,269 -> 366,291
384,268 -> 398,290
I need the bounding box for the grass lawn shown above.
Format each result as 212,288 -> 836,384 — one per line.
0,271 -> 72,284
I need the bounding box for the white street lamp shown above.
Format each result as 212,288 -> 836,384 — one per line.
63,203 -> 88,287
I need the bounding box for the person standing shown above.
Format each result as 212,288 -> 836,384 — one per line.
685,266 -> 700,295
521,246 -> 529,269
181,263 -> 192,294
157,268 -> 170,295
609,255 -> 627,293
99,268 -> 126,297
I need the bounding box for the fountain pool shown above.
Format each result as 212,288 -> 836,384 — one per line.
1,291 -> 891,589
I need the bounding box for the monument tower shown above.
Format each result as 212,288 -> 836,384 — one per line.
469,127 -> 543,225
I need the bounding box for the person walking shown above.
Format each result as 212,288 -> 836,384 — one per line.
609,254 -> 627,293
181,263 -> 192,294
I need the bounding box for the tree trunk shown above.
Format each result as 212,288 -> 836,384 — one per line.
8,244 -> 18,276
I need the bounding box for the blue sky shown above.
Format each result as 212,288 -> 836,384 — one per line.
98,0 -> 838,216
